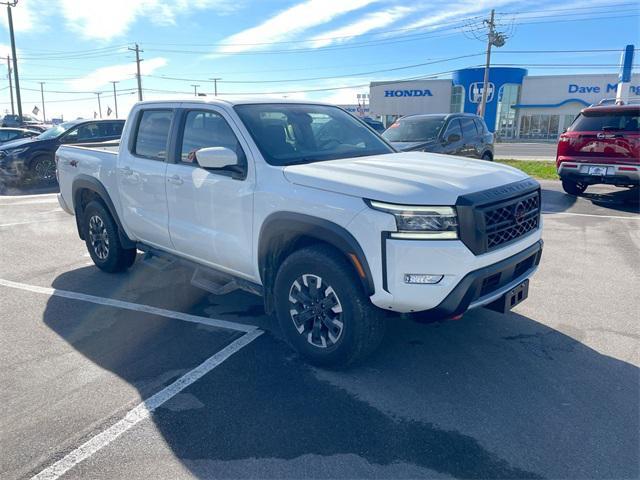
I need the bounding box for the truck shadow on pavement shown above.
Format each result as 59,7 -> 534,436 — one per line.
42,265 -> 639,479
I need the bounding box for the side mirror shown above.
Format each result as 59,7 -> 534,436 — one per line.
195,146 -> 239,171
445,133 -> 461,144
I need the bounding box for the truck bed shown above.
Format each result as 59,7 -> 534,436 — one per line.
62,141 -> 120,154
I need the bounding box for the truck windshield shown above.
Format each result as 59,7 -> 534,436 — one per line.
234,104 -> 394,166
382,117 -> 446,142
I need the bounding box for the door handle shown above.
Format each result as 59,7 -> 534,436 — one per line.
167,174 -> 184,185
119,166 -> 133,176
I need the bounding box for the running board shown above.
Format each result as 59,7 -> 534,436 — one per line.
137,243 -> 263,297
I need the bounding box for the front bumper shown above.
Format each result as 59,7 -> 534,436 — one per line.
558,161 -> 640,186
369,230 -> 543,315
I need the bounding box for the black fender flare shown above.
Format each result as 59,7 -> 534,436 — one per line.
258,212 -> 375,297
71,175 -> 135,248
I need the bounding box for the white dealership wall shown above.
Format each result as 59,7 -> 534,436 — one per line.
369,79 -> 452,118
368,70 -> 639,138
516,72 -> 640,116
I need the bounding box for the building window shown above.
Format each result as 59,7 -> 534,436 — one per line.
495,84 -> 520,139
518,114 -> 562,140
450,85 -> 464,113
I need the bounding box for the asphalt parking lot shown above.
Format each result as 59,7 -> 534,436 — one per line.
1,181 -> 638,480
494,143 -> 556,161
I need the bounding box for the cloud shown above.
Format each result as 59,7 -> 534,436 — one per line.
67,57 -> 168,91
0,0 -> 44,33
309,6 -> 413,48
215,0 -> 380,55
59,0 -> 241,40
400,0 -> 516,31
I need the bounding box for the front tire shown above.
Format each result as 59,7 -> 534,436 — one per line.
274,245 -> 385,367
83,201 -> 136,273
562,179 -> 588,196
481,151 -> 493,161
30,155 -> 56,183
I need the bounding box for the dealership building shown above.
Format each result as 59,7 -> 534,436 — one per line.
369,67 -> 640,140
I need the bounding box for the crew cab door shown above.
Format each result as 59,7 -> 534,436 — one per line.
117,108 -> 175,249
165,107 -> 255,277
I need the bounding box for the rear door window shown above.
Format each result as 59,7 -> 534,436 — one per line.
569,112 -> 640,132
460,117 -> 478,140
473,118 -> 487,134
443,119 -> 463,140
134,110 -> 174,160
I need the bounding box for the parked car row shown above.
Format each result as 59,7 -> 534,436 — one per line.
0,119 -> 124,185
1,114 -> 49,132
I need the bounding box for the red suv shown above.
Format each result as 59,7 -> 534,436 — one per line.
556,103 -> 639,195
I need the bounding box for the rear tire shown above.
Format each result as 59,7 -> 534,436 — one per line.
481,151 -> 493,161
274,245 -> 385,367
83,201 -> 137,273
562,179 -> 588,196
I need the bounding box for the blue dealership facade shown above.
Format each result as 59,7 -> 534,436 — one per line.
369,66 -> 639,140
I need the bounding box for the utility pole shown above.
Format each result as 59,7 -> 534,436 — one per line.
95,92 -> 102,118
191,84 -> 200,96
39,82 -> 46,122
4,1 -> 22,118
128,43 -> 143,101
210,77 -> 221,96
477,9 -> 505,119
110,81 -> 119,117
6,56 -> 14,115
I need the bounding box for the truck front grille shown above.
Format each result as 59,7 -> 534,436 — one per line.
482,193 -> 540,251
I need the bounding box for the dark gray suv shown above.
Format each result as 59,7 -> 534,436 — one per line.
382,113 -> 494,160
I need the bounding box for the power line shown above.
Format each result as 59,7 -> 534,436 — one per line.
144,53 -> 485,85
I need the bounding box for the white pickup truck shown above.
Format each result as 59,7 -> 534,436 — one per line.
56,99 -> 543,366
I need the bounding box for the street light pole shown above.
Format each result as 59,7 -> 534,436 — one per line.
4,1 -> 22,118
39,81 -> 46,122
110,81 -> 119,117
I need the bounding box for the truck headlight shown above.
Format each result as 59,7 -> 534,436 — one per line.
368,200 -> 458,239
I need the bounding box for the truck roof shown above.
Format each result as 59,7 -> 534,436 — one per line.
132,97 -> 337,107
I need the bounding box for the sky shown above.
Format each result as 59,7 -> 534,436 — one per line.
0,0 -> 638,120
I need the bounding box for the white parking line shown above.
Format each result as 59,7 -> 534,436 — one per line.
30,329 -> 263,480
0,278 -> 257,333
0,198 -> 60,206
0,192 -> 58,201
542,211 -> 640,220
0,218 -> 66,228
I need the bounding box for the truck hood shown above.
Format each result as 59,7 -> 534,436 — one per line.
283,152 -> 529,205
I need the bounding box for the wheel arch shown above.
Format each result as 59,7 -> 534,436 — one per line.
258,212 -> 375,313
72,175 -> 135,248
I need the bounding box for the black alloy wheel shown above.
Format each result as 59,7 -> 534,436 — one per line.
288,273 -> 344,349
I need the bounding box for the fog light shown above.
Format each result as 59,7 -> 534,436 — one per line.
404,274 -> 443,284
